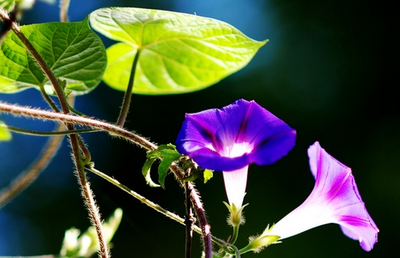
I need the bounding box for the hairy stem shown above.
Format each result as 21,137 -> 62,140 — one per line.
186,181 -> 212,258
87,165 -> 234,253
185,182 -> 194,258
0,124 -> 64,208
0,102 -> 157,150
0,13 -> 109,257
0,101 -> 214,257
87,165 -> 190,228
168,163 -> 213,258
4,125 -> 97,136
116,49 -> 141,127
71,135 -> 109,258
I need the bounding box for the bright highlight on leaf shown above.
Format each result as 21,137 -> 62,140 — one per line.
0,121 -> 11,142
89,7 -> 267,95
0,18 -> 107,95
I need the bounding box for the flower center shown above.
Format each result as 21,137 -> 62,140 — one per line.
223,142 -> 254,158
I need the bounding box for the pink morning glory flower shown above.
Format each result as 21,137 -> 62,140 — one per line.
176,99 -> 296,208
268,142 -> 379,251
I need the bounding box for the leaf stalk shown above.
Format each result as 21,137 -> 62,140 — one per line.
116,49 -> 142,127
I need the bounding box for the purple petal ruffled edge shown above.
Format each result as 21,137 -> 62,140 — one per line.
309,142 -> 379,251
176,99 -> 296,171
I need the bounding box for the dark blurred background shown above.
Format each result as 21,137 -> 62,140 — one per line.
0,0 -> 398,257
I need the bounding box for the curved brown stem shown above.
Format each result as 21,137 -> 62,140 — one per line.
0,101 -> 214,257
0,12 -> 109,257
0,102 -> 157,150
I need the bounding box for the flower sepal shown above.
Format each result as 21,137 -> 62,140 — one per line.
240,225 -> 280,254
224,202 -> 248,227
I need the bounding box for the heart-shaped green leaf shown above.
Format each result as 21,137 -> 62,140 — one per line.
0,18 -> 107,95
90,7 -> 267,95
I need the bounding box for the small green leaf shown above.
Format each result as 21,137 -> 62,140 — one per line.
142,156 -> 160,187
90,7 -> 267,95
0,18 -> 107,95
157,149 -> 181,189
0,121 -> 11,142
143,144 -> 181,188
203,169 -> 213,184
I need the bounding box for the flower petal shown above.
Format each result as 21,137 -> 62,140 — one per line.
176,99 -> 296,171
268,142 -> 379,251
223,166 -> 249,208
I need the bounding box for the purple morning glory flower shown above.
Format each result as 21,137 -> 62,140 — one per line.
268,142 -> 379,251
176,99 -> 296,208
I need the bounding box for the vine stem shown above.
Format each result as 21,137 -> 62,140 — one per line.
184,181 -> 194,258
0,101 -> 214,257
87,165 -> 191,228
0,102 -> 157,150
71,141 -> 109,258
87,165 -> 232,253
185,180 -> 212,257
4,125 -> 97,136
0,11 -> 109,258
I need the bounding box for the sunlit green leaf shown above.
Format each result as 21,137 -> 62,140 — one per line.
0,18 -> 107,95
0,121 -> 11,142
90,7 -> 267,95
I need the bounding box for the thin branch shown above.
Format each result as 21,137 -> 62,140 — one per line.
186,180 -> 212,258
0,102 -> 157,150
87,165 -> 190,228
0,124 -> 64,208
0,13 -> 109,257
4,125 -> 98,136
87,164 -> 236,254
39,85 -> 60,112
71,135 -> 109,258
0,101 -> 215,257
116,49 -> 141,127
